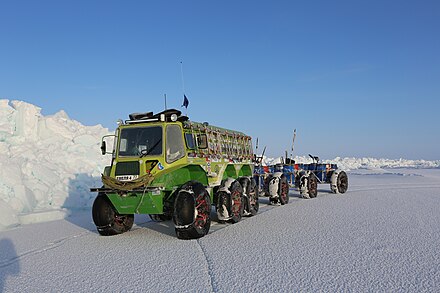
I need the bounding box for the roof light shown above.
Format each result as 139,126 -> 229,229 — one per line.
170,114 -> 178,122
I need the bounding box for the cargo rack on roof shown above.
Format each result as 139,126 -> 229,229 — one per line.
124,109 -> 188,124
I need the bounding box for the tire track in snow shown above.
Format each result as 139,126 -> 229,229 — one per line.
208,200 -> 284,233
193,195 -> 303,293
0,231 -> 89,268
195,239 -> 216,293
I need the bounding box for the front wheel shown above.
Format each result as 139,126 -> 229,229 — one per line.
173,181 -> 211,239
92,195 -> 134,236
331,171 -> 348,194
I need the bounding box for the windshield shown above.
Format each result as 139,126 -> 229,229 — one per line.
118,126 -> 162,157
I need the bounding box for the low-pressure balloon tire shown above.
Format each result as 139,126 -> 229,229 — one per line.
337,171 -> 348,194
238,177 -> 259,216
278,175 -> 290,205
174,181 -> 211,240
308,174 -> 318,198
229,180 -> 244,223
216,191 -> 231,224
92,195 -> 134,236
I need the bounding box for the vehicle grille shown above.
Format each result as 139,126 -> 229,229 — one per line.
115,161 -> 140,176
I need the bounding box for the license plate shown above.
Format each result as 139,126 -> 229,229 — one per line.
116,175 -> 139,181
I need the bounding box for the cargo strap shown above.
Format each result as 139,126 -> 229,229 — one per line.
101,173 -> 154,191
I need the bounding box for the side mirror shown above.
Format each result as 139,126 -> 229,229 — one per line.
100,141 -> 106,155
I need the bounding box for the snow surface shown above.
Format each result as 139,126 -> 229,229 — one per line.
0,100 -> 439,291
1,169 -> 439,292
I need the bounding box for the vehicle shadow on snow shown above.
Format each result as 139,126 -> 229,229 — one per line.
132,217 -> 176,237
0,238 -> 20,291
63,173 -> 102,234
317,189 -> 335,194
133,210 -> 222,238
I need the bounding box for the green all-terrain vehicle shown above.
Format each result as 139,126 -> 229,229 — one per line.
90,109 -> 259,239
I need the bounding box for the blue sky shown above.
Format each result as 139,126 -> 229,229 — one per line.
1,0 -> 439,160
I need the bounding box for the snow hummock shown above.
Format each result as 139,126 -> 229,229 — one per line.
0,100 -> 110,231
0,99 -> 439,232
262,156 -> 440,171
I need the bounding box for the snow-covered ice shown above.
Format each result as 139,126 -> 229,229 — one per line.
0,100 -> 439,291
1,169 -> 439,292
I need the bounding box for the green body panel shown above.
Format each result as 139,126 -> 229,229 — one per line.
223,165 -> 237,179
152,164 -> 208,191
238,164 -> 252,177
107,191 -> 164,214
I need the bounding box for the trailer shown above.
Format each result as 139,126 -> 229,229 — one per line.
254,154 -> 348,200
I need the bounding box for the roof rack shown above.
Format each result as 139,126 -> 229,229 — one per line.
125,109 -> 189,124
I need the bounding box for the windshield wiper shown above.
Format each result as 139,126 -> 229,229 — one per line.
140,139 -> 162,158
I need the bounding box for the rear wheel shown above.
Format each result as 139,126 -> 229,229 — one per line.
331,171 -> 348,194
308,173 -> 318,198
238,177 -> 259,216
268,174 -> 280,204
216,191 -> 231,223
300,171 -> 318,199
173,181 -> 211,239
229,181 -> 244,223
92,195 -> 134,236
263,175 -> 272,197
248,177 -> 259,215
278,175 -> 290,204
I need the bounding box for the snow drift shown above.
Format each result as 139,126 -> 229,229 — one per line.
0,100 -> 110,231
0,99 -> 438,231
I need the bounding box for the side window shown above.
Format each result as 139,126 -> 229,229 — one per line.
196,134 -> 208,149
119,138 -> 128,152
185,133 -> 195,149
166,125 -> 185,163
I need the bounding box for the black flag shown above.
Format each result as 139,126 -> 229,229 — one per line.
182,94 -> 189,108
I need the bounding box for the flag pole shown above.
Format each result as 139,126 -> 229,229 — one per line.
180,61 -> 186,94
180,61 -> 188,116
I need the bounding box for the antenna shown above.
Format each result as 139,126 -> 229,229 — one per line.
180,61 -> 188,116
180,61 -> 186,94
290,129 -> 297,161
164,94 -> 167,110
